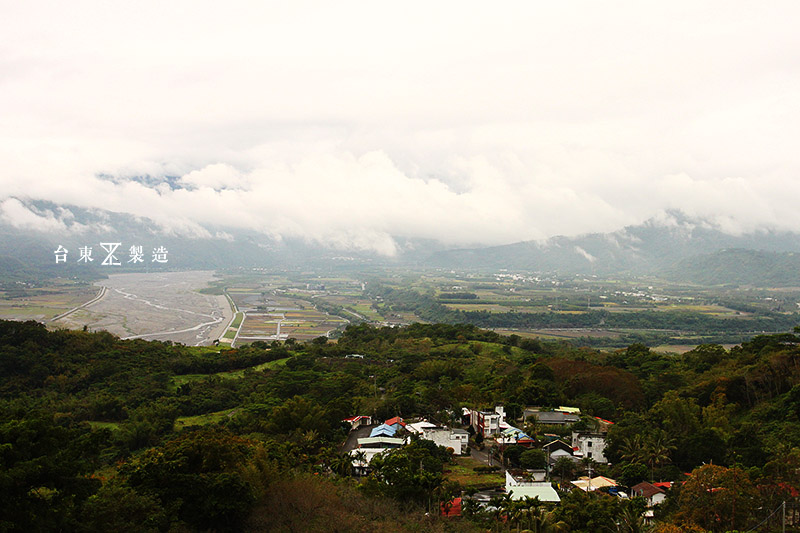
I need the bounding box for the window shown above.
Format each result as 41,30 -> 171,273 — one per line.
588,441 -> 593,447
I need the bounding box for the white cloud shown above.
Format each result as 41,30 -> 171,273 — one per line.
1,2 -> 800,254
0,198 -> 111,234
574,246 -> 597,264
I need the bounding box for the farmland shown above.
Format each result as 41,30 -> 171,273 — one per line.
225,286 -> 349,345
0,281 -> 98,321
3,266 -> 799,349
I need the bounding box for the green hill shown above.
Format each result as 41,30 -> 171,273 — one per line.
663,248 -> 800,287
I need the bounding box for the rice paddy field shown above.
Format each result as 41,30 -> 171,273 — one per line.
0,283 -> 99,321
225,288 -> 349,345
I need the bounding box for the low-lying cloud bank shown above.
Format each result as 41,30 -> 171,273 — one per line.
2,2 -> 800,254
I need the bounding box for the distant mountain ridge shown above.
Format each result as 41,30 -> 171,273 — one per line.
426,211 -> 800,279
0,200 -> 454,277
662,248 -> 800,287
3,201 -> 800,286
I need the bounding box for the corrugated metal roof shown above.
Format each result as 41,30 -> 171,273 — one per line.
369,424 -> 397,437
357,436 -> 405,446
507,484 -> 561,503
384,416 -> 406,427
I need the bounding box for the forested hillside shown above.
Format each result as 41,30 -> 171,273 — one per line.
1,319 -> 799,531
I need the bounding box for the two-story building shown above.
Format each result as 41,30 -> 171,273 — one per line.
421,427 -> 469,455
471,406 -> 506,437
571,430 -> 608,463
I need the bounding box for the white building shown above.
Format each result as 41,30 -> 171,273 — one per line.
471,406 -> 506,437
505,470 -> 560,503
421,427 -> 469,455
571,431 -> 608,463
406,421 -> 437,435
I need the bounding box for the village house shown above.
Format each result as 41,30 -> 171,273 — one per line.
543,439 -> 580,466
407,420 -> 469,454
348,417 -> 408,474
421,427 -> 469,455
505,470 -> 560,503
571,475 -> 618,492
496,426 -> 535,447
342,415 -> 372,430
471,406 -> 506,437
631,481 -> 667,507
526,410 -> 580,425
571,430 -> 608,463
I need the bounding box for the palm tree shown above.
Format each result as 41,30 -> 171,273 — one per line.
581,456 -> 598,478
616,500 -> 652,533
329,453 -> 352,476
489,492 -> 512,533
619,434 -> 645,465
351,449 -> 367,476
643,431 -> 675,481
530,509 -> 569,533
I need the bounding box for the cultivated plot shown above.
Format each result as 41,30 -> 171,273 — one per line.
0,283 -> 98,322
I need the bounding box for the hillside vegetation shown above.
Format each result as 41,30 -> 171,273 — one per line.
1,319 -> 799,531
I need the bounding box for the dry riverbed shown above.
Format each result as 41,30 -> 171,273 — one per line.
54,271 -> 232,346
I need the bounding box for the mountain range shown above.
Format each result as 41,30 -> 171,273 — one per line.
2,200 -> 800,286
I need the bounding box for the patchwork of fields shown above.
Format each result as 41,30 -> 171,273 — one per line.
4,266 -> 798,349
226,287 -> 349,345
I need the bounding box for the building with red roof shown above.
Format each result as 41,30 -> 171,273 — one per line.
384,416 -> 406,429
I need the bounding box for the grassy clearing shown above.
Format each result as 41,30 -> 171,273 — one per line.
184,345 -> 225,356
87,421 -> 121,431
261,357 -> 290,369
444,456 -> 504,490
230,312 -> 244,329
444,303 -> 514,313
175,409 -> 235,428
172,357 -> 291,386
0,307 -> 61,319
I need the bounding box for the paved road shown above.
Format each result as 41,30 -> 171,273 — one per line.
470,443 -> 506,474
50,286 -> 107,322
341,424 -> 377,454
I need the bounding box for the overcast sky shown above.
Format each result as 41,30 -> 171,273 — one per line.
2,2 -> 800,254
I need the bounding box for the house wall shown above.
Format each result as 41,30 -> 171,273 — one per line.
471,409 -> 503,437
571,432 -> 608,463
422,428 -> 467,454
548,449 -> 573,460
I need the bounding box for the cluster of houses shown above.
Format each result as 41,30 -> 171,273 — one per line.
343,406 -> 670,519
343,415 -> 469,475
467,405 -> 610,465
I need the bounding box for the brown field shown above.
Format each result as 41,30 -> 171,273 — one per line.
234,298 -> 348,345
0,285 -> 99,321
653,343 -> 740,354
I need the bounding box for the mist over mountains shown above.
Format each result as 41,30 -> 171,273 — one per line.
3,201 -> 800,286
428,210 -> 800,280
